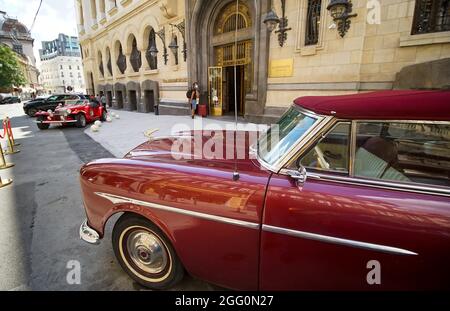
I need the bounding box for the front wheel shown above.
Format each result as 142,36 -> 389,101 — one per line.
75,113 -> 87,128
27,108 -> 37,117
36,116 -> 50,130
112,214 -> 184,290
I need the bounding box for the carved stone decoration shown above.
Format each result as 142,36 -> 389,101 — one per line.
156,28 -> 168,65
159,0 -> 177,19
116,44 -> 127,74
130,38 -> 142,72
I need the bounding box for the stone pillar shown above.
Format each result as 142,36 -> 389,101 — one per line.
140,48 -> 149,71
125,52 -> 133,75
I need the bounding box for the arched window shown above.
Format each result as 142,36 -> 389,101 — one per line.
130,36 -> 142,72
223,13 -> 247,33
116,42 -> 126,74
145,28 -> 158,70
215,2 -> 252,35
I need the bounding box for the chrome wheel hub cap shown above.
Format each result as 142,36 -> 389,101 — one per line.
127,230 -> 168,274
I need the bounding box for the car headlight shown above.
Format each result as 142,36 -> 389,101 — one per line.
67,109 -> 72,114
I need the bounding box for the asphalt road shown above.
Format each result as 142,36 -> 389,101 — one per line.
0,103 -> 218,291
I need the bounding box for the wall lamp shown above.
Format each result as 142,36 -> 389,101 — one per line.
263,0 -> 291,47
327,0 -> 357,38
150,28 -> 169,65
169,20 -> 187,62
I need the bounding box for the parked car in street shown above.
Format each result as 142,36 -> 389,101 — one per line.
23,94 -> 87,117
35,99 -> 107,130
78,90 -> 450,290
0,96 -> 21,104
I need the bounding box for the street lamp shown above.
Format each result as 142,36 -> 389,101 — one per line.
168,37 -> 179,56
148,44 -> 158,58
264,0 -> 291,47
152,28 -> 168,65
263,9 -> 280,33
327,0 -> 357,37
169,20 -> 187,62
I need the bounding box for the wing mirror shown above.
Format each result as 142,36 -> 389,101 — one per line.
286,166 -> 307,187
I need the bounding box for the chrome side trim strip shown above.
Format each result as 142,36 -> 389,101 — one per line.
306,173 -> 450,197
262,225 -> 418,256
95,192 -> 260,230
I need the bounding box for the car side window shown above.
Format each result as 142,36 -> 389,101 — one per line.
354,122 -> 450,187
299,122 -> 351,173
47,95 -> 58,101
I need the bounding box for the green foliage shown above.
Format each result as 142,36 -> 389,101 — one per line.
0,44 -> 26,89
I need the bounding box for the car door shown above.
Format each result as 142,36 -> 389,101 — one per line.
88,100 -> 101,120
260,121 -> 450,290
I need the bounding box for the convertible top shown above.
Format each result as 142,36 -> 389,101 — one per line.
294,90 -> 450,121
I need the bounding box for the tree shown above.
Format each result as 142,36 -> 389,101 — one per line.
0,44 -> 26,90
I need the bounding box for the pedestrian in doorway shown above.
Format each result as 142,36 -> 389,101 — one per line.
190,82 -> 200,119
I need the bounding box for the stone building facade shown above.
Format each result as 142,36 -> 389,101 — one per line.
75,0 -> 450,123
39,34 -> 86,94
0,10 -> 40,97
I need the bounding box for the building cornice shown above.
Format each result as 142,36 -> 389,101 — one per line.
79,0 -> 159,44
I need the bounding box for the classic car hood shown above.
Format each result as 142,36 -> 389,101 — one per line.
125,130 -> 263,171
56,104 -> 86,112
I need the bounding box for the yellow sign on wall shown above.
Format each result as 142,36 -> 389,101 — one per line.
269,58 -> 294,78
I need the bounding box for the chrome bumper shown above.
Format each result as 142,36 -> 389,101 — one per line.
35,120 -> 77,124
79,219 -> 100,245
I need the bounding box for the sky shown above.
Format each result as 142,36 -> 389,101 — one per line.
0,0 -> 78,67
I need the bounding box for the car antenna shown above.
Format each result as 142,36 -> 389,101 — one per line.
232,0 -> 240,182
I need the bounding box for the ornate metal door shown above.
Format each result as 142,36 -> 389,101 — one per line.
208,66 -> 223,116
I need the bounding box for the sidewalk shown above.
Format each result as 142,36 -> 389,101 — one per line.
84,109 -> 265,158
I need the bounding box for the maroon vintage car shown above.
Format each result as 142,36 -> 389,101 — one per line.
79,90 -> 450,290
35,99 -> 107,130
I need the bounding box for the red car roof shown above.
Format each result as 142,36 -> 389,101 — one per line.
294,90 -> 450,121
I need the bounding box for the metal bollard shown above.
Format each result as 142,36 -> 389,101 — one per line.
5,117 -> 20,146
0,141 -> 14,170
3,119 -> 20,155
0,174 -> 13,188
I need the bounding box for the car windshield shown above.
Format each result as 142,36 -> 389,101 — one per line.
65,100 -> 85,106
258,106 -> 318,166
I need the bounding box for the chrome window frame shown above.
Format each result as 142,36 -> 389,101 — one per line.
256,105 -> 332,173
273,116 -> 450,198
298,120 -> 352,174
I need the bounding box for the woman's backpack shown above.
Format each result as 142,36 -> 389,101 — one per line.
186,88 -> 193,99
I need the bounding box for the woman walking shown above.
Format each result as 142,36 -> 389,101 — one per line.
190,82 -> 200,119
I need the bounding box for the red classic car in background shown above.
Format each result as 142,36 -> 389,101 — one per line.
79,90 -> 450,290
35,99 -> 107,130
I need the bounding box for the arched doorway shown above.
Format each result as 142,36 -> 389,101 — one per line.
209,2 -> 253,116
187,0 -> 270,119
